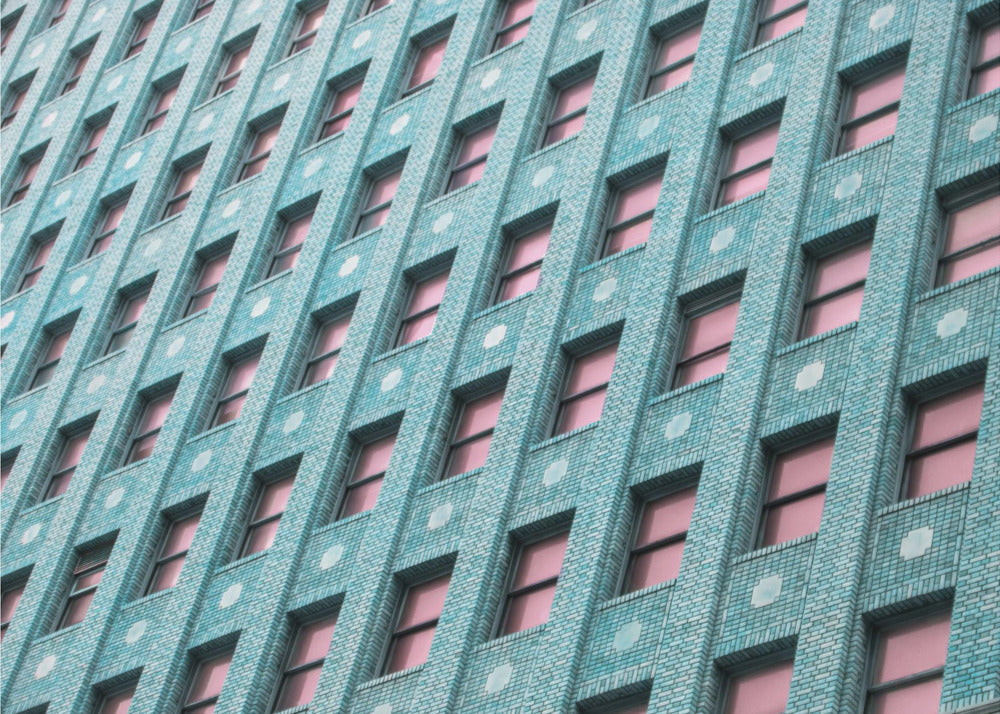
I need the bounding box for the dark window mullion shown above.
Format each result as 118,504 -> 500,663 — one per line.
507,574 -> 558,600
607,208 -> 655,235
841,101 -> 900,132
940,234 -> 1000,262
906,430 -> 978,460
449,426 -> 495,450
547,105 -> 587,130
347,468 -> 386,488
867,666 -> 944,694
499,258 -> 543,283
650,51 -> 696,79
722,156 -> 773,183
561,381 -> 608,405
803,277 -> 866,308
762,482 -> 827,510
761,0 -> 808,25
630,529 -> 686,558
675,341 -> 732,370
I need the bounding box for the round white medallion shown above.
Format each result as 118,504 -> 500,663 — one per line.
593,277 -> 616,302
10,411 -> 27,430
175,37 -> 192,54
273,73 -> 290,91
575,19 -> 598,41
481,68 -> 501,90
320,544 -> 344,570
749,62 -> 774,87
55,190 -> 72,206
42,112 -> 58,128
283,411 -> 304,434
353,30 -> 371,49
107,75 -> 123,91
483,324 -> 506,349
432,212 -> 453,234
91,7 -> 107,22
869,5 -> 895,30
389,113 -> 410,135
222,199 -> 241,218
198,113 -> 215,132
710,227 -> 736,254
381,368 -> 402,392
543,459 -> 568,486
125,152 -> 142,169
87,375 -> 106,394
34,655 -> 56,680
105,487 -> 125,509
30,43 -> 46,59
191,450 -> 212,472
0,311 -> 15,329
69,276 -> 88,295
664,412 -> 692,440
125,620 -> 146,644
21,523 -> 41,544
219,583 -> 242,609
637,115 -> 659,139
166,336 -> 185,357
251,296 -> 270,317
427,503 -> 453,530
532,165 -> 554,187
144,238 -> 162,257
339,255 -> 360,277
485,664 -> 513,693
304,158 -> 323,178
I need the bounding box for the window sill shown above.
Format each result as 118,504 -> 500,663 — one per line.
425,180 -> 480,208
218,173 -> 262,197
270,47 -> 311,72
99,458 -> 148,482
86,349 -> 126,370
600,578 -> 675,611
70,251 -> 105,271
917,265 -> 999,303
273,705 -> 310,714
530,421 -> 600,452
162,309 -> 207,333
312,508 -> 371,536
277,377 -> 331,405
736,532 -> 817,565
735,26 -> 803,62
373,335 -> 430,363
473,289 -> 532,319
948,85 -> 1000,114
103,52 -> 140,75
299,130 -> 344,157
420,466 -> 483,496
20,494 -> 64,517
648,372 -> 724,407
580,242 -> 646,275
525,133 -> 579,161
776,321 -> 857,357
567,0 -> 613,17
119,130 -> 158,152
472,38 -> 525,68
346,2 -> 391,28
51,167 -> 91,187
626,80 -> 688,114
143,212 -> 184,234
879,481 -> 969,517
186,419 -> 238,446
248,269 -> 293,294
697,190 -> 766,223
340,225 -> 382,249
476,623 -> 546,652
191,89 -> 234,114
384,84 -> 433,114
359,663 -> 425,690
819,134 -> 893,169
217,549 -> 268,574
34,621 -> 84,646
2,287 -> 34,305
173,14 -> 210,34
8,384 -> 48,405
124,586 -> 175,611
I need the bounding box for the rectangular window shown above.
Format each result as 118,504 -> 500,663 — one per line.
123,390 -> 175,465
318,75 -> 363,140
18,234 -> 55,291
58,544 -> 112,630
673,294 -> 740,388
554,342 -> 617,435
865,611 -> 951,713
759,436 -> 833,547
338,432 -> 395,519
215,42 -> 252,96
124,11 -> 157,59
143,82 -> 179,135
717,121 -> 779,207
495,223 -> 550,304
356,167 -> 402,235
210,351 -> 261,428
403,33 -> 448,97
271,614 -> 336,710
837,64 -> 905,155
185,251 -> 229,316
1,580 -> 25,640
603,169 -> 664,257
384,573 -> 451,674
624,486 -> 697,592
49,0 -> 71,27
443,388 -> 504,478
755,0 -> 808,46
162,161 -> 202,219
937,191 -> 1000,285
492,0 -> 535,52
542,74 -> 594,148
583,696 -> 650,714
722,660 -> 795,714
239,474 -> 294,557
105,289 -> 149,354
446,122 -> 497,193
1,451 -> 16,491
300,313 -> 351,388
30,324 -> 73,390
145,510 -> 200,595
8,154 -> 42,206
1,79 -> 30,128
88,197 -> 129,258
903,383 -> 983,500
646,21 -> 701,97
799,240 -> 871,339
95,684 -> 136,714
268,210 -> 313,277
41,427 -> 91,502
190,0 -> 214,23
396,269 -> 450,347
499,530 -> 568,636
288,2 -> 327,56
968,23 -> 1000,98
237,120 -> 281,183
73,120 -> 109,172
1,12 -> 20,54
183,651 -> 233,713
363,0 -> 391,15
62,48 -> 91,95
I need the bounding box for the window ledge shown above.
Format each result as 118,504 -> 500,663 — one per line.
948,85 -> 1000,114
218,174 -> 262,197
191,89 -> 233,114
425,179 -> 479,208
819,134 -> 893,169
384,84 -> 433,114
649,372 -> 724,407
277,377 -> 331,405
119,131 -> 157,152
373,335 -> 430,363
273,705 -> 310,714
472,38 -> 525,68
103,53 -> 139,75
299,130 -> 343,157
346,3 -> 391,28
7,384 -> 48,405
86,349 -> 126,369
269,48 -> 310,72
626,80 -> 688,114
568,0 -> 613,16
697,191 -> 766,224
525,133 -> 579,161
340,225 -> 382,249
186,419 -> 238,446
99,458 -> 148,482
776,321 -> 857,357
312,508 -> 371,536
419,466 -> 483,496
735,26 -> 803,62
2,288 -> 33,306
600,578 -> 675,611
20,495 -> 64,516
580,242 -> 646,275
217,549 -> 268,574
917,265 -> 999,303
51,167 -> 90,187
475,623 -> 546,652
530,421 -> 600,452
172,15 -> 210,35
142,212 -> 184,234
162,309 -> 206,333
70,251 -> 105,271
879,481 -> 969,517
358,663 -> 425,690
736,532 -> 817,565
123,586 -> 175,611
473,289 -> 532,319
248,269 -> 293,294
34,621 -> 84,646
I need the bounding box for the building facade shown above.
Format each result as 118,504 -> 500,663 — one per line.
1,0 -> 998,711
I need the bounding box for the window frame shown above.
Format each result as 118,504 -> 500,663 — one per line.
718,656 -> 796,714
143,508 -> 201,596
104,288 -> 150,355
182,649 -> 233,713
491,218 -> 552,306
142,80 -> 180,136
380,571 -> 451,675
401,30 -> 450,98
393,265 -> 451,348
94,681 -> 137,714
236,119 -> 282,183
669,288 -> 742,390
0,11 -> 21,54
619,483 -> 697,594
86,196 -> 129,259
796,237 -> 872,340
297,310 -> 352,390
209,351 -> 261,429
335,429 -> 396,520
967,21 -> 1000,99
8,154 -> 42,206
29,324 -> 73,391
189,0 -> 214,23
934,186 -> 1000,287
266,208 -> 313,279
489,0 -> 535,54
1,578 -> 27,639
316,74 -> 364,142
61,46 -> 92,95
48,0 -> 71,28
213,41 -> 252,97
184,249 -> 230,317
286,1 -> 327,57
361,0 -> 391,17
753,0 -> 808,47
599,167 -> 664,259
72,120 -> 109,173
57,544 -> 112,631
1,76 -> 31,128
17,234 -> 56,292
440,386 -> 505,480
443,119 -> 498,195
644,18 -> 702,99
124,9 -> 157,60
712,117 -> 780,210
539,73 -> 595,149
551,337 -> 619,436
354,164 -> 403,236
835,61 -> 906,157
122,389 -> 175,466
39,425 -> 92,503
162,161 -> 203,220
237,473 -> 294,558
270,612 -> 337,711
494,528 -> 569,638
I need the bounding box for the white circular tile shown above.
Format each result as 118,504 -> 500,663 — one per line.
250,296 -> 270,317
373,706 -> 392,714
30,43 -> 46,59
320,544 -> 344,570
483,324 -> 506,349
709,227 -> 736,254
69,276 -> 88,295
107,75 -> 123,91
749,62 -> 774,87
432,212 -> 453,234
485,664 -> 513,693
166,336 -> 185,358
427,503 -> 453,530
21,523 -> 41,544
283,411 -> 304,434
91,7 -> 107,23
380,368 -> 402,392
144,238 -> 162,257
219,583 -> 242,609
613,621 -> 641,651
273,73 -> 290,91
353,30 -> 371,49
105,487 -> 125,509
0,311 -> 15,329
936,307 -> 968,338
55,190 -> 72,206
664,412 -> 692,440
339,255 -> 360,277
834,172 -> 862,200
198,113 -> 215,132
10,411 -> 27,430
175,37 -> 192,54
575,19 -> 598,41
222,199 -> 241,218
389,113 -> 410,135
532,165 -> 554,187
304,158 -> 323,178
542,459 -> 568,486
191,450 -> 212,472
969,115 -> 997,143
34,655 -> 56,680
794,361 -> 825,391
593,277 -> 616,302
125,152 -> 142,169
244,0 -> 262,13
87,375 -> 106,394
869,5 -> 895,30
41,112 -> 58,128
125,620 -> 146,644
637,115 -> 659,139
481,68 -> 501,90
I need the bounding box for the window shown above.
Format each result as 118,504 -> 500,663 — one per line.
492,0 -> 535,53
182,651 -> 233,713
498,530 -> 568,636
937,191 -> 1000,285
865,611 -> 950,713
758,436 -> 833,547
445,121 -> 497,193
300,313 -> 351,388
48,0 -> 71,27
362,0 -> 391,15
58,544 -> 112,630
403,32 -> 449,97
553,341 -> 618,435
8,153 -> 43,206
214,42 -> 252,96
145,510 -> 200,595
1,12 -> 20,54
237,120 -> 281,182
62,47 -> 91,95
189,0 -> 214,23
95,684 -> 136,714
355,167 -> 402,235
396,269 -> 450,347
162,161 -> 202,219
495,223 -> 550,303
1,452 -> 16,491
902,382 -> 983,500
210,352 -> 261,428
29,324 -> 73,390
542,74 -> 594,148
646,21 -> 701,97
1,580 -> 25,640
602,169 -> 664,257
2,78 -> 30,128
271,614 -> 336,710
239,474 -> 294,557
716,121 -> 779,207
722,659 -> 794,714
124,10 -> 157,59
142,82 -> 179,135
672,294 -> 740,388
384,573 -> 451,673
123,390 -> 174,465
837,64 -> 905,155
17,234 -> 55,291
41,427 -> 91,502
755,0 -> 807,46
443,388 -> 504,478
73,120 -> 110,172
799,240 -> 871,339
317,75 -> 363,140
288,2 -> 326,56
968,22 -> 999,97
583,696 -> 649,714
105,289 -> 150,354
624,486 -> 696,592
338,432 -> 395,519
185,251 -> 229,316
267,210 -> 312,277
87,197 -> 129,258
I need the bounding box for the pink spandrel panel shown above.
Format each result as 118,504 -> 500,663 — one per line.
256,478 -> 294,519
682,301 -> 739,359
906,439 -> 977,499
757,5 -> 807,43
409,272 -> 450,314
727,124 -> 780,175
606,216 -> 653,255
801,286 -> 864,337
275,666 -> 322,709
499,265 -> 541,301
674,348 -> 729,387
369,170 -> 401,207
971,62 -> 1000,96
847,67 -> 906,121
316,316 -> 351,355
724,660 -> 794,714
387,626 -> 435,672
98,689 -> 133,714
556,388 -> 606,433
226,355 -> 261,396
409,36 -> 448,88
457,391 -> 504,439
514,532 -> 568,588
810,242 -> 872,298
761,490 -> 826,545
629,539 -> 685,590
243,518 -> 280,554
613,173 -> 663,224
508,226 -> 551,270
944,194 -> 1000,254
868,677 -> 943,714
636,488 -> 697,547
543,112 -> 586,146
458,124 -> 497,165
148,555 -> 184,593
874,612 -> 951,684
552,76 -> 595,119
289,617 -> 337,666
940,244 -> 1000,284
503,583 -> 556,634
189,654 -> 233,703
501,0 -> 536,27
354,435 -> 396,481
911,384 -> 984,449
565,343 -> 618,395
446,434 -> 491,476
138,393 -> 174,433
162,513 -> 201,556
840,110 -> 898,153
719,164 -> 770,206
399,575 -> 451,629
769,437 -> 835,500
657,23 -> 701,68
339,476 -> 382,516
